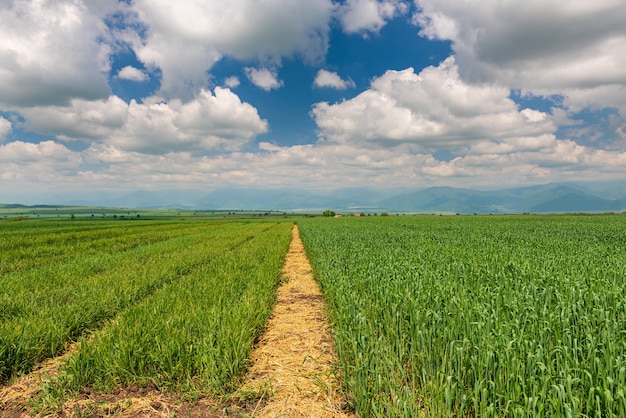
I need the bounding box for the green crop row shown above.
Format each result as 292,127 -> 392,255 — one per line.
42,221 -> 292,402
0,220 -> 291,387
299,215 -> 626,417
0,220 -> 195,274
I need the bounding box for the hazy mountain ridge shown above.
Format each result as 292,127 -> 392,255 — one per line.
11,182 -> 626,214
379,184 -> 626,214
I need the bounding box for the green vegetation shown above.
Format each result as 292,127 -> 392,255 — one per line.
0,204 -> 312,220
299,215 -> 626,417
0,219 -> 291,400
4,213 -> 626,417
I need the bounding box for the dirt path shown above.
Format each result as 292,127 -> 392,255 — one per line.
238,224 -> 354,417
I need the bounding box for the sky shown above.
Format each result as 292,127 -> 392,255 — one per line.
1,0 -> 626,203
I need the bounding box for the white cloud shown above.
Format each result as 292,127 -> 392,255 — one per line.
117,66 -> 148,82
0,140 -> 78,164
0,117 -> 11,142
0,140 -> 84,196
412,0 -> 626,116
3,139 -> 626,200
224,76 -> 240,89
17,88 -> 268,154
314,70 -> 356,89
127,0 -> 333,98
245,68 -> 283,91
337,0 -> 409,34
19,96 -> 128,141
0,0 -> 113,107
124,88 -> 267,153
312,57 -> 554,150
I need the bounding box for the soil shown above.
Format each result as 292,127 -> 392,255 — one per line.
0,224 -> 354,417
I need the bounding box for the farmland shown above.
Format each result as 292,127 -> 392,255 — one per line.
0,219 -> 292,408
0,203 -> 308,220
2,214 -> 626,417
299,215 -> 626,417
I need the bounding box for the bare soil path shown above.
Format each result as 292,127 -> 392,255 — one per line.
237,224 -> 354,417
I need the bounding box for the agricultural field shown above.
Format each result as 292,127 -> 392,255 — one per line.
3,214 -> 626,417
0,203 -> 308,220
0,219 -> 292,413
299,215 -> 626,417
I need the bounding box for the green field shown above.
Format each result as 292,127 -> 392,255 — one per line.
0,203 -> 311,220
299,215 -> 626,417
0,219 -> 292,405
2,214 -> 626,417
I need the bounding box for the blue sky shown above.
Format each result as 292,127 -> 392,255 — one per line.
1,0 -> 626,203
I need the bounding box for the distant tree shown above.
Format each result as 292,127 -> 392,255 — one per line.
323,209 -> 336,217
381,212 -> 389,216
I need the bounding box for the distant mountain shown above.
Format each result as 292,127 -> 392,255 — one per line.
379,183 -> 626,214
195,188 -> 322,210
379,184 -> 626,214
380,187 -> 496,213
12,182 -> 626,214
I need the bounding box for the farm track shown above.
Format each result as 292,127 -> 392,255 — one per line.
0,224 -> 352,417
236,224 -> 354,418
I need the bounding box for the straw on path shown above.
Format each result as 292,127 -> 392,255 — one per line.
239,224 -> 354,417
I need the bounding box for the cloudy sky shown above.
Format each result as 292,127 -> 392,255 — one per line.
1,0 -> 626,203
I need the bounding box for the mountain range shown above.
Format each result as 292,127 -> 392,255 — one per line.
46,182 -> 626,214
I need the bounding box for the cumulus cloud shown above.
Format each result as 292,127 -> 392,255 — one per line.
314,70 -> 356,89
0,0 -> 113,107
0,140 -> 79,165
117,66 -> 148,82
3,0 -> 626,200
224,76 -> 240,89
18,88 -> 268,154
3,139 -> 626,200
245,68 -> 283,91
0,117 -> 11,142
0,140 -> 86,198
337,0 -> 409,34
412,0 -> 626,115
127,87 -> 267,153
127,0 -> 333,98
312,57 -> 554,150
19,96 -> 128,141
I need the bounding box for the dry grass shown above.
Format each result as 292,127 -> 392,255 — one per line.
236,224 -> 355,417
0,342 -> 78,417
